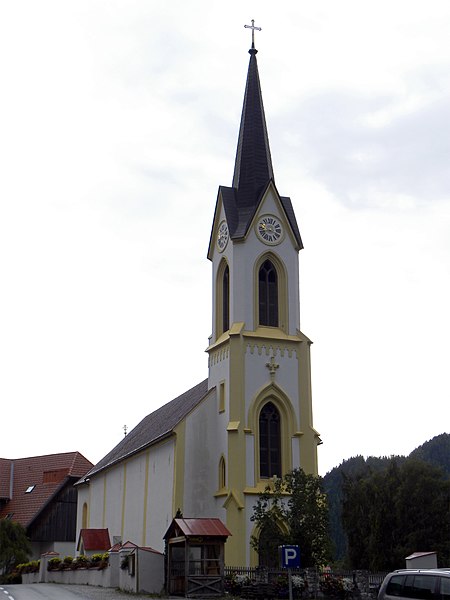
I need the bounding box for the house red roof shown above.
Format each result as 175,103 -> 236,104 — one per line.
0,452 -> 93,528
77,528 -> 111,551
0,458 -> 12,499
164,518 -> 231,540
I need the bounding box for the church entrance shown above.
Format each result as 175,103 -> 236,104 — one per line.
257,523 -> 285,568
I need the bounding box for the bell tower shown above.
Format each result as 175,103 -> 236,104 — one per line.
206,25 -> 320,566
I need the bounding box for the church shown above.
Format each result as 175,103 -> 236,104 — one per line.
75,29 -> 320,568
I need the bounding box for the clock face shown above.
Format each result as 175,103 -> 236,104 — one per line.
256,215 -> 283,245
217,220 -> 229,252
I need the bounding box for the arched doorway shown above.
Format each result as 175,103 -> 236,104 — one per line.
257,522 -> 285,568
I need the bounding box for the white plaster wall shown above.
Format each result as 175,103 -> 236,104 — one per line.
245,433 -> 255,488
183,389 -> 226,521
75,485 -> 89,535
75,441 -> 175,554
122,453 -> 148,544
86,476 -> 107,528
291,435 -> 301,470
208,352 -> 229,396
146,440 -> 175,551
104,463 -> 127,542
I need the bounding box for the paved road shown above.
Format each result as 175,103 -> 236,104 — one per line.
0,584 -> 159,600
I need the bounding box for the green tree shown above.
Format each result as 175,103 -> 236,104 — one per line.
0,519 -> 31,576
251,468 -> 332,568
342,458 -> 450,570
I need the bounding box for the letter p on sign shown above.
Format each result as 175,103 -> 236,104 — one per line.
280,545 -> 300,568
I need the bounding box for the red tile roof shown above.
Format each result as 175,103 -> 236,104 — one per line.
78,529 -> 111,551
0,452 -> 93,528
0,458 -> 12,499
164,518 -> 231,540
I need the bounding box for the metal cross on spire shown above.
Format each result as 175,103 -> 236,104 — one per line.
244,19 -> 261,49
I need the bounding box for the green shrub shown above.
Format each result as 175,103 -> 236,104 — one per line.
74,554 -> 88,564
48,557 -> 62,570
91,553 -> 103,562
63,556 -> 73,565
1,572 -> 22,584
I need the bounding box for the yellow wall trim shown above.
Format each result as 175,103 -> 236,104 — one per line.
223,489 -> 245,510
227,421 -> 240,431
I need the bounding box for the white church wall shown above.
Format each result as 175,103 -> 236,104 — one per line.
145,440 -> 175,551
183,390 -> 226,521
229,241 -> 300,337
75,440 -> 174,553
75,484 -> 89,534
291,435 -> 301,470
245,432 -> 256,488
103,466 -> 126,542
121,452 -> 149,545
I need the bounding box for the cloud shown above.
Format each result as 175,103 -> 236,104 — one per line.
276,65 -> 450,210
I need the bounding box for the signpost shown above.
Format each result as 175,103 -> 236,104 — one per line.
279,545 -> 301,600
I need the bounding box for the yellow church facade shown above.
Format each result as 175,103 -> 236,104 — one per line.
76,39 -> 320,568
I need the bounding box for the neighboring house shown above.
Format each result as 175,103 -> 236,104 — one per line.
76,39 -> 321,568
0,452 -> 93,559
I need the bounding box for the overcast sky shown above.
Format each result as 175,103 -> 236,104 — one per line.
1,1 -> 449,476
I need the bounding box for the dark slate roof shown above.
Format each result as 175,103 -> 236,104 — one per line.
81,379 -> 209,480
232,48 -> 274,208
0,452 -> 93,528
220,183 -> 303,249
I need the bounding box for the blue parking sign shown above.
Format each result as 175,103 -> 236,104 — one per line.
280,545 -> 301,568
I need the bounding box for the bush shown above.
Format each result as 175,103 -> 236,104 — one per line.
73,554 -> 89,567
321,574 -> 354,598
91,553 -> 103,563
224,572 -> 251,595
63,556 -> 73,566
48,557 -> 62,570
0,572 -> 22,585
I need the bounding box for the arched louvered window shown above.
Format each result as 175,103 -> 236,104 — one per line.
259,402 -> 281,478
259,260 -> 278,326
223,265 -> 229,332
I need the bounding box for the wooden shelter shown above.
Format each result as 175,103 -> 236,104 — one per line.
164,517 -> 231,597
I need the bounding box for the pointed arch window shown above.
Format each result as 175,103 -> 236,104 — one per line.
219,456 -> 226,490
259,402 -> 281,478
259,260 -> 278,326
223,265 -> 229,333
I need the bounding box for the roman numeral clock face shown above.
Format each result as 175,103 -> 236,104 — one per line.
256,215 -> 283,245
216,220 -> 229,252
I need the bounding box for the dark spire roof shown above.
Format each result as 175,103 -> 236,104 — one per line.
232,47 -> 274,208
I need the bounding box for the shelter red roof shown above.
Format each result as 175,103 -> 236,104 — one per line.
77,528 -> 111,551
164,518 -> 231,540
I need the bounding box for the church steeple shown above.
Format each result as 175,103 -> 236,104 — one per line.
232,36 -> 274,209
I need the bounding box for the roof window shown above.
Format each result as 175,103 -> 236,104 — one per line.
25,485 -> 35,493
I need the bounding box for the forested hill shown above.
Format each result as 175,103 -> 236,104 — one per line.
409,433 -> 450,475
323,432 -> 449,563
